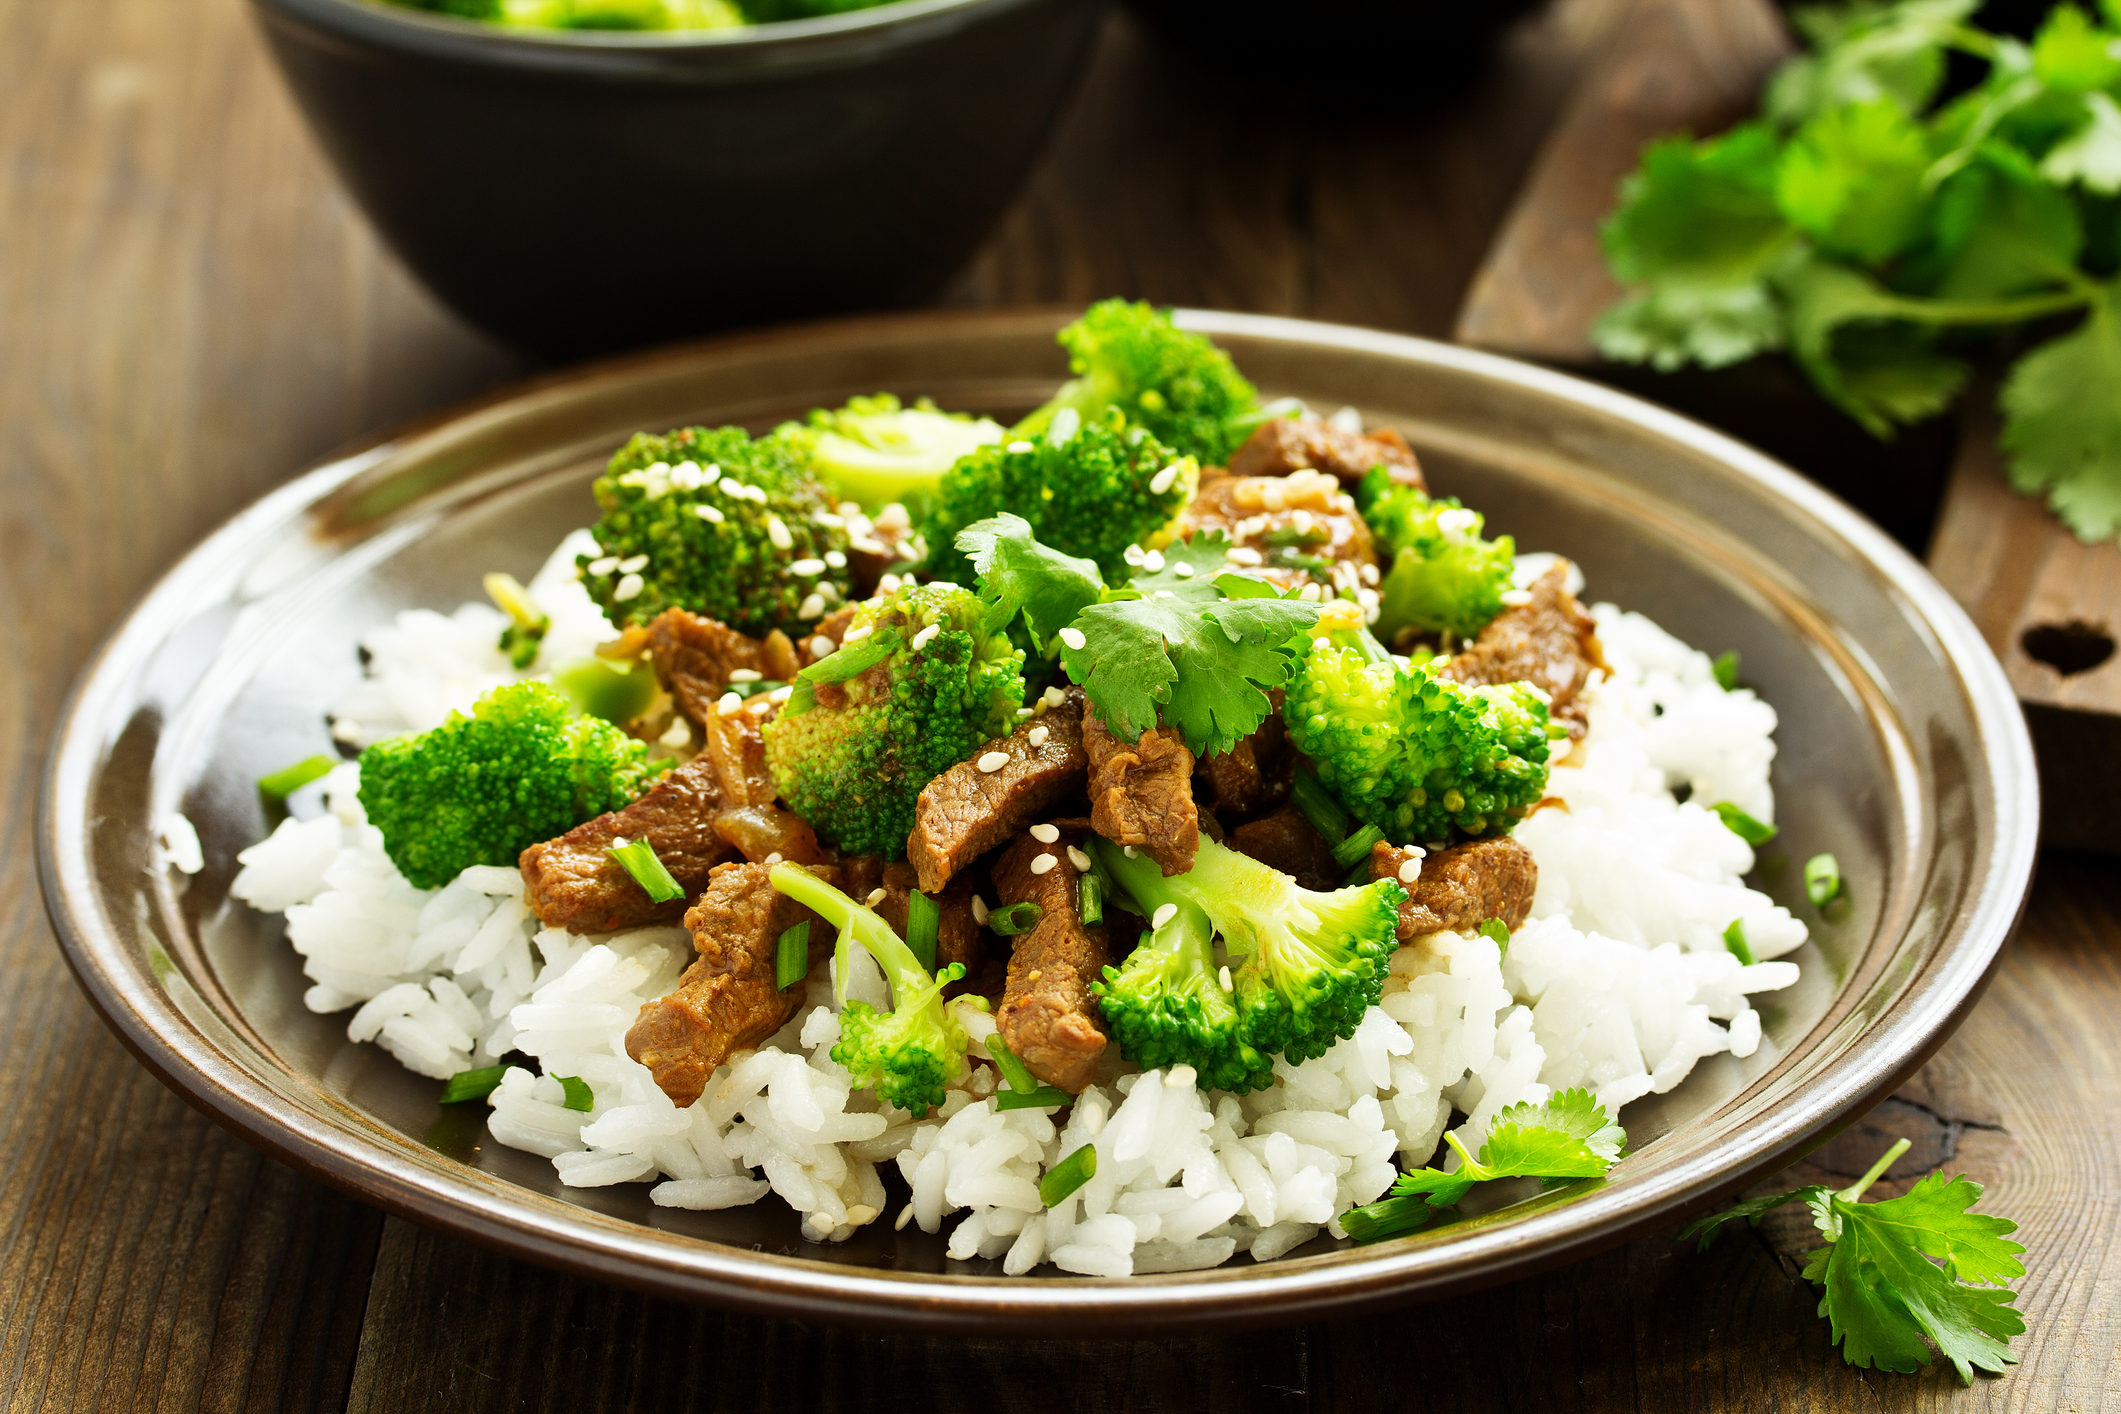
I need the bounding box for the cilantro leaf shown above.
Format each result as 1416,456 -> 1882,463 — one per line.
1766,0 -> 1974,129
2030,2 -> 2121,92
1781,255 -> 1972,433
1777,98 -> 1936,263
1682,1184 -> 1831,1249
2040,90 -> 2121,193
1688,1139 -> 2025,1383
1060,532 -> 1321,756
2001,278 -> 2121,539
955,513 -> 1105,650
1928,145 -> 2084,298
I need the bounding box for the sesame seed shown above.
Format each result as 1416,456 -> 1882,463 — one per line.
977,751 -> 1010,773
895,1204 -> 914,1231
1030,853 -> 1058,875
1155,590 -> 1177,599
1030,823 -> 1060,844
1016,707 -> 1034,718
971,896 -> 990,924
613,573 -> 645,602
1299,583 -> 1323,602
766,516 -> 793,551
1360,562 -> 1381,586
1007,440 -> 1035,454
1164,1064 -> 1197,1089
798,594 -> 825,619
814,511 -> 846,529
672,461 -> 704,490
1027,725 -> 1049,748
1173,562 -> 1195,578
1124,845 -> 1139,858
1500,589 -> 1532,607
844,624 -> 873,642
660,717 -> 692,747
617,554 -> 649,573
728,668 -> 762,683
1366,603 -> 1382,624
1043,686 -> 1066,707
1082,1098 -> 1106,1137
851,536 -> 889,556
1066,845 -> 1091,872
1357,587 -> 1380,608
911,623 -> 940,650
824,550 -> 847,568
1149,463 -> 1181,495
1219,965 -> 1234,993
1313,636 -> 1331,651
1225,546 -> 1264,567
874,503 -> 911,532
759,851 -> 783,867
1123,544 -> 1146,566
587,556 -> 620,575
1057,627 -> 1086,651
701,464 -> 722,485
1151,903 -> 1177,929
809,636 -> 834,659
896,541 -> 921,562
790,557 -> 825,576
769,686 -> 793,703
839,501 -> 862,518
1290,510 -> 1315,535
717,692 -> 743,717
695,505 -> 724,524
1143,549 -> 1166,573
1399,857 -> 1423,884
1260,482 -> 1287,512
865,887 -> 887,906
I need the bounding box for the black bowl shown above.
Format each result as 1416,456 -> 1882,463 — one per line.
250,0 -> 1103,358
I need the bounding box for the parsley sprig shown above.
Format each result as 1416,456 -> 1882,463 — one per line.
1687,1137 -> 2026,1382
1597,0 -> 2121,540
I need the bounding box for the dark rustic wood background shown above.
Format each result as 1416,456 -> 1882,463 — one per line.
5,0 -> 2118,1408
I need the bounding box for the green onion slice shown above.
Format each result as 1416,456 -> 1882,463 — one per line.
1331,822 -> 1386,871
1478,917 -> 1510,961
1710,801 -> 1778,846
987,901 -> 1042,936
556,1075 -> 595,1113
1712,650 -> 1740,692
610,839 -> 684,903
985,1034 -> 1042,1094
1291,768 -> 1352,844
1341,1193 -> 1442,1245
998,1086 -> 1072,1112
776,921 -> 810,991
1078,872 -> 1104,927
258,754 -> 338,802
1039,1143 -> 1099,1207
905,889 -> 940,973
1805,853 -> 1842,907
1723,917 -> 1756,966
439,1065 -> 507,1105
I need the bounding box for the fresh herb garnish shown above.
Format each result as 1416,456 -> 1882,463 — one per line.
1724,916 -> 1758,965
1685,1138 -> 2025,1382
775,920 -> 810,991
439,1064 -> 507,1105
1040,1143 -> 1099,1206
1713,650 -> 1741,691
985,1037 -> 1074,1112
1807,852 -> 1844,906
1331,822 -> 1387,871
905,889 -> 940,973
1712,800 -> 1779,845
1479,917 -> 1511,958
609,838 -> 684,903
556,1075 -> 595,1113
258,754 -> 338,802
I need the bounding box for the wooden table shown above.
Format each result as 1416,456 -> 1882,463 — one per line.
4,0 -> 2116,1407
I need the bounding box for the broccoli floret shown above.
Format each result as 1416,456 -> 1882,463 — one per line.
762,582 -> 1025,858
1364,479 -> 1516,643
1085,857 -> 1271,1093
780,394 -> 1005,516
770,861 -> 968,1116
1093,835 -> 1405,1077
357,682 -> 666,890
1019,300 -> 1260,466
1284,640 -> 1554,843
919,410 -> 1197,585
578,425 -> 850,638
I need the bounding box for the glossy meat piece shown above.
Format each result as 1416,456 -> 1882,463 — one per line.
1441,561 -> 1606,739
699,693 -> 776,808
1195,696 -> 1287,816
625,861 -> 835,1107
907,689 -> 1089,894
1227,803 -> 1341,892
519,755 -> 734,934
1175,467 -> 1377,593
1227,417 -> 1424,492
641,609 -> 766,729
1082,709 -> 1198,877
992,824 -> 1110,1093
712,802 -> 825,865
1370,835 -> 1537,941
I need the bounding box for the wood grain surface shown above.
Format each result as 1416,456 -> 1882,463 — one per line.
4,0 -> 2118,1408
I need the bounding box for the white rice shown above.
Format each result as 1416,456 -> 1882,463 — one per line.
229,548 -> 1805,1275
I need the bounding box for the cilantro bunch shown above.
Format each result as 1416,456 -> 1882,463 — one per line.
1596,0 -> 2121,539
1342,1089 -> 1627,1243
1687,1137 -> 2026,1382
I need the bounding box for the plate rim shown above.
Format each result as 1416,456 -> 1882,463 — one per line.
38,305 -> 2041,1333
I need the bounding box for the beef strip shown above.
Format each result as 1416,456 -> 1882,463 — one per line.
1227,418 -> 1425,492
1227,803 -> 1342,892
1443,561 -> 1606,739
639,609 -> 766,729
992,823 -> 1110,1092
1082,709 -> 1198,876
1175,466 -> 1378,593
624,861 -> 836,1106
907,688 -> 1089,894
1370,836 -> 1537,941
847,506 -> 919,596
1195,695 -> 1287,815
519,755 -> 736,934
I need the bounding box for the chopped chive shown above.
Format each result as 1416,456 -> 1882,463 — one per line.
985,1035 -> 1043,1094
988,901 -> 1042,936
905,889 -> 940,973
1710,801 -> 1778,846
776,921 -> 810,991
1712,650 -> 1740,692
1805,853 -> 1842,907
1039,1143 -> 1098,1207
1331,822 -> 1386,871
1723,917 -> 1756,966
998,1086 -> 1072,1112
258,754 -> 337,802
1478,917 -> 1510,961
1078,872 -> 1104,927
439,1064 -> 506,1104
610,839 -> 684,903
556,1075 -> 595,1113
1291,768 -> 1352,843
